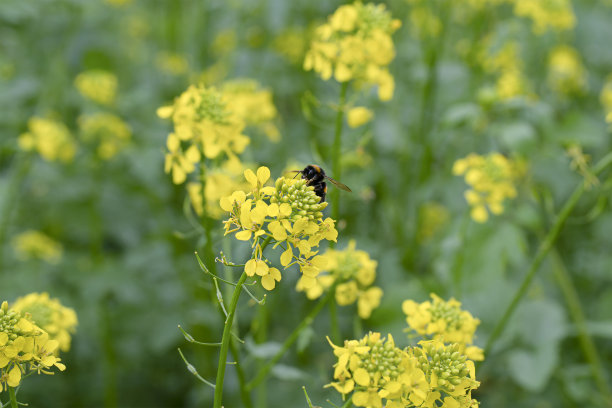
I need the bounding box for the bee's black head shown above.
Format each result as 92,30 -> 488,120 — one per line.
302,165 -> 324,180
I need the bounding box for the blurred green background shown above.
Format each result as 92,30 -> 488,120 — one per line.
2,0 -> 612,407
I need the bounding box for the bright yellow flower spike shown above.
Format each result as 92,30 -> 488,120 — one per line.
18,117 -> 76,163
74,70 -> 118,105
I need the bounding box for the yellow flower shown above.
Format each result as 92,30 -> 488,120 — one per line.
418,202 -> 450,242
273,27 -> 311,65
304,2 -> 401,101
600,75 -> 612,124
347,107 -> 373,128
547,45 -> 586,95
513,0 -> 575,34
74,70 -> 118,105
155,51 -> 189,75
11,230 -> 63,264
11,293 -> 78,353
78,112 -> 132,160
18,117 -> 76,163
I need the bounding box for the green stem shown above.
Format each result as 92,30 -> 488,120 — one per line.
8,387 -> 17,408
550,250 -> 612,404
246,288 -> 333,391
329,288 -> 341,344
451,210 -> 470,299
213,237 -> 271,408
483,151 -> 612,357
331,81 -> 348,228
0,153 -> 31,270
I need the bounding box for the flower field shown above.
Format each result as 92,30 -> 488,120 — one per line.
2,0 -> 612,407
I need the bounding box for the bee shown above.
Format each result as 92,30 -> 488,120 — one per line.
291,165 -> 352,203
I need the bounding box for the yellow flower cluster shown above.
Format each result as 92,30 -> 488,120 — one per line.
547,45 -> 587,96
600,75 -> 612,124
0,301 -> 66,391
327,332 -> 480,408
418,202 -> 450,242
347,106 -> 373,128
74,70 -> 118,106
11,293 -> 78,353
403,294 -> 483,361
220,79 -> 280,142
78,112 -> 132,160
18,117 -> 76,163
406,1 -> 442,39
296,240 -> 382,319
453,152 -> 521,223
481,41 -> 530,101
11,230 -> 63,264
273,27 -> 311,66
158,84 -> 249,184
512,0 -> 575,34
221,167 -> 338,291
155,51 -> 189,75
304,2 -> 401,101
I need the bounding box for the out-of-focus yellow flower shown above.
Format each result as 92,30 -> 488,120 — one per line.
297,240 -> 382,319
105,0 -> 132,6
18,117 -> 76,163
547,45 -> 586,95
453,152 -> 523,223
12,230 -> 63,264
304,2 -> 401,101
403,294 -> 483,361
480,41 -> 531,101
418,202 -> 450,242
347,107 -> 374,128
12,293 -> 78,353
0,301 -> 66,391
513,0 -> 575,34
273,27 -> 311,65
156,51 -> 189,75
211,29 -> 237,58
220,79 -> 280,142
74,70 -> 118,106
78,112 -> 131,160
408,5 -> 442,39
221,167 -> 337,291
600,75 -> 612,124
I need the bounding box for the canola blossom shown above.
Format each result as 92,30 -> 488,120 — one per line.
11,293 -> 78,353
453,152 -> 522,223
11,230 -> 63,264
74,70 -> 118,106
18,117 -> 76,163
304,2 -> 401,101
221,167 -> 337,291
600,75 -> 612,124
297,240 -> 382,319
480,41 -> 531,101
547,45 -> 587,96
327,332 -> 480,408
0,301 -> 66,391
513,0 -> 575,34
78,112 -> 132,160
403,294 -> 483,361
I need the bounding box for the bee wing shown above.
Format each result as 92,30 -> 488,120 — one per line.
325,176 -> 352,192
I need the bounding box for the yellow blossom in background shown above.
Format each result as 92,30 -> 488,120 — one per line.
418,202 -> 450,242
406,3 -> 441,39
18,117 -> 76,163
156,51 -> 189,75
304,2 -> 401,101
347,106 -> 373,128
221,167 -> 338,291
600,75 -> 612,123
403,294 -> 483,361
547,45 -> 587,95
297,240 -> 382,319
105,0 -> 132,6
273,27 -> 311,65
513,0 -> 575,34
11,230 -> 63,264
157,84 -> 249,184
11,293 -> 77,353
481,41 -> 531,101
453,152 -> 522,223
0,301 -> 66,391
220,79 -> 280,142
78,112 -> 132,160
74,70 -> 118,106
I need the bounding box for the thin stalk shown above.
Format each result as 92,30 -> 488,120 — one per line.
451,210 -> 470,299
550,250 -> 612,404
8,387 -> 17,408
329,291 -> 341,344
246,288 -> 334,391
483,151 -> 612,357
331,81 -> 349,227
213,237 -> 271,408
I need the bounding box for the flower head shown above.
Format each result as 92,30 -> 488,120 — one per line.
78,112 -> 132,160
74,70 -> 118,105
547,45 -> 586,96
11,230 -> 63,264
513,0 -> 575,34
304,2 -> 401,101
18,117 -> 76,163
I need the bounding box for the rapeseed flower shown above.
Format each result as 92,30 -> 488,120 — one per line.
481,41 -> 531,101
12,230 -> 63,264
74,70 -> 118,106
304,2 -> 401,101
78,112 -> 132,160
18,117 -> 76,163
221,167 -> 337,291
418,202 -> 450,242
297,240 -> 382,319
600,75 -> 612,123
12,293 -> 78,353
547,45 -> 587,96
155,51 -> 189,75
453,152 -> 522,223
347,107 -> 374,128
513,0 -> 575,34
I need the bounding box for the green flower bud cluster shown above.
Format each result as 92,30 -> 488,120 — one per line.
430,298 -> 463,331
415,342 -> 469,391
194,87 -> 229,124
0,302 -> 26,343
360,336 -> 404,386
271,178 -> 327,221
